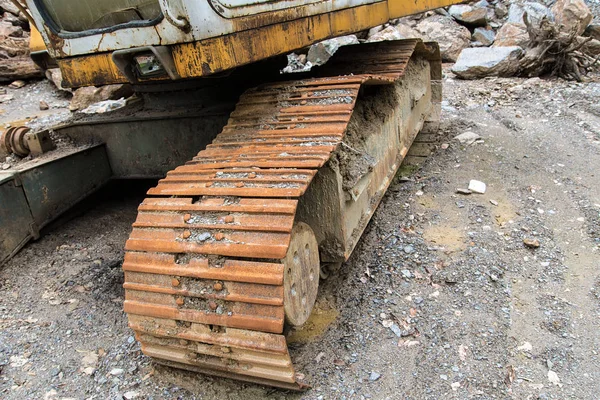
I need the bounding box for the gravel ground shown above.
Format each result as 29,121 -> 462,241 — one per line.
0,69 -> 599,400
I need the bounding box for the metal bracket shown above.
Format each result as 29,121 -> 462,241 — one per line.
112,46 -> 181,83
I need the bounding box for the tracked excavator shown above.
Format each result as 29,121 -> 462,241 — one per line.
3,0 -> 463,390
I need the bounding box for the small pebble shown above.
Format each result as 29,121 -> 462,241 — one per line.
369,371 -> 381,381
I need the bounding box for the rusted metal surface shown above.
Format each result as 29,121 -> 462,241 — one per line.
1,127 -> 55,157
1,127 -> 31,157
123,39 -> 422,388
1,145 -> 112,266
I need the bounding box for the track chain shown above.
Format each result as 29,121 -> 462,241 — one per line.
123,39 -> 430,389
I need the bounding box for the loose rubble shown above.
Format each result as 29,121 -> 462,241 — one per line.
0,4 -> 43,82
285,0 -> 598,81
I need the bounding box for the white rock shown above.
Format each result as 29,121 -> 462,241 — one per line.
110,368 -> 125,376
124,391 -> 139,399
517,342 -> 533,352
548,370 -> 562,387
468,180 -> 487,194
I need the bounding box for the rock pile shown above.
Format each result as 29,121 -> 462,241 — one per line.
287,0 -> 598,81
0,1 -> 43,82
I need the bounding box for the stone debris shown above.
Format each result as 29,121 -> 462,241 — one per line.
552,0 -> 593,35
468,179 -> 487,194
473,27 -> 495,46
448,4 -> 488,26
523,237 -> 541,248
69,84 -> 133,112
307,35 -> 358,66
415,15 -> 471,62
493,22 -> 529,47
454,131 -> 481,145
451,46 -> 523,79
0,9 -> 43,82
281,0 -> 598,81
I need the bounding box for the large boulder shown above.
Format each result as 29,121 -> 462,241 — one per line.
493,23 -> 529,47
416,15 -> 471,62
585,24 -> 600,41
451,47 -> 523,79
448,4 -> 487,26
307,35 -> 359,65
552,0 -> 593,35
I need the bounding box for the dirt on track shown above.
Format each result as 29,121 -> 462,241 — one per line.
1,70 -> 599,400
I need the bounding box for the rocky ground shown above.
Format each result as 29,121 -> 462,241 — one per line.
0,64 -> 599,400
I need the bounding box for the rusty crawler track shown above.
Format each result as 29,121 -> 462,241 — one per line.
123,39 -> 435,389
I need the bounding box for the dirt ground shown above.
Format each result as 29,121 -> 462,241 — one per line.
1,67 -> 599,400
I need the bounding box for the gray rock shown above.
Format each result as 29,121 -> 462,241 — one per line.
369,371 -> 381,381
454,131 -> 481,145
0,0 -> 20,16
494,3 -> 508,19
416,15 -> 471,62
307,35 -> 359,66
448,4 -> 487,26
507,2 -> 553,25
472,27 -> 495,46
451,47 -> 523,79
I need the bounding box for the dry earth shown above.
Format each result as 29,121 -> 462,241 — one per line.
1,69 -> 599,400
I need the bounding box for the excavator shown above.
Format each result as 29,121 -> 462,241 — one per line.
3,0 -> 463,390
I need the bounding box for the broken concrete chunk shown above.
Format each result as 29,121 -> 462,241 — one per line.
451,47 -> 523,80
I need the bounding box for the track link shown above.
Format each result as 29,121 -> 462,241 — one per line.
123,39 -> 437,389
